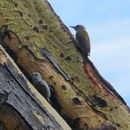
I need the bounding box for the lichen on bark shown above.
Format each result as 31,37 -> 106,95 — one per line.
0,0 -> 130,129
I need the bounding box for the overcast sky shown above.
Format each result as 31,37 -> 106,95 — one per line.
48,0 -> 130,107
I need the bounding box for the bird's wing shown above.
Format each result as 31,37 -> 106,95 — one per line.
76,30 -> 91,54
34,81 -> 51,98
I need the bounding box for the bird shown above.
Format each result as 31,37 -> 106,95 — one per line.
70,25 -> 91,62
31,72 -> 51,102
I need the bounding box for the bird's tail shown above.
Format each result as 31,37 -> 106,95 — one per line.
83,51 -> 89,64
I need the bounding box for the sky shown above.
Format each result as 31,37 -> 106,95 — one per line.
48,0 -> 130,107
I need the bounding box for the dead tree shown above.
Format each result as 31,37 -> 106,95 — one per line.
0,0 -> 129,129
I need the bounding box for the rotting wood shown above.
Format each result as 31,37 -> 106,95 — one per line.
84,60 -> 127,106
0,0 -> 130,129
40,48 -> 70,81
1,24 -> 129,130
0,45 -> 71,130
0,27 -> 109,129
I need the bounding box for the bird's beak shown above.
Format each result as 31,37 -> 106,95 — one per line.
70,26 -> 76,29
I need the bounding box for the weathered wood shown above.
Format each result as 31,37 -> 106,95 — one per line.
0,46 -> 71,130
0,0 -> 130,129
40,48 -> 70,81
86,59 -> 127,106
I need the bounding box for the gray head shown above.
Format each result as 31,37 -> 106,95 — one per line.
31,72 -> 42,81
70,25 -> 86,31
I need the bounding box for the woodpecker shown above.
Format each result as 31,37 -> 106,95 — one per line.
70,25 -> 91,61
31,72 -> 51,102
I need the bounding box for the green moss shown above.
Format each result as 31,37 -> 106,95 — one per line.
0,0 -> 96,97
1,0 -> 130,129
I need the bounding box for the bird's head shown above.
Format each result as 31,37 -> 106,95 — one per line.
31,72 -> 42,81
70,25 -> 86,31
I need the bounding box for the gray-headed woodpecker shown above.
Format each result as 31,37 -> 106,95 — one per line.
70,25 -> 91,59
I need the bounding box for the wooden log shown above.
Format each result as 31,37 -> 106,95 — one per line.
0,45 -> 71,130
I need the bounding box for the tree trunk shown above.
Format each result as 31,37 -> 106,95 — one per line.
0,0 -> 129,130
0,45 -> 71,130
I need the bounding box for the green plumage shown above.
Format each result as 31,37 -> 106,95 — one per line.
76,30 -> 91,56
